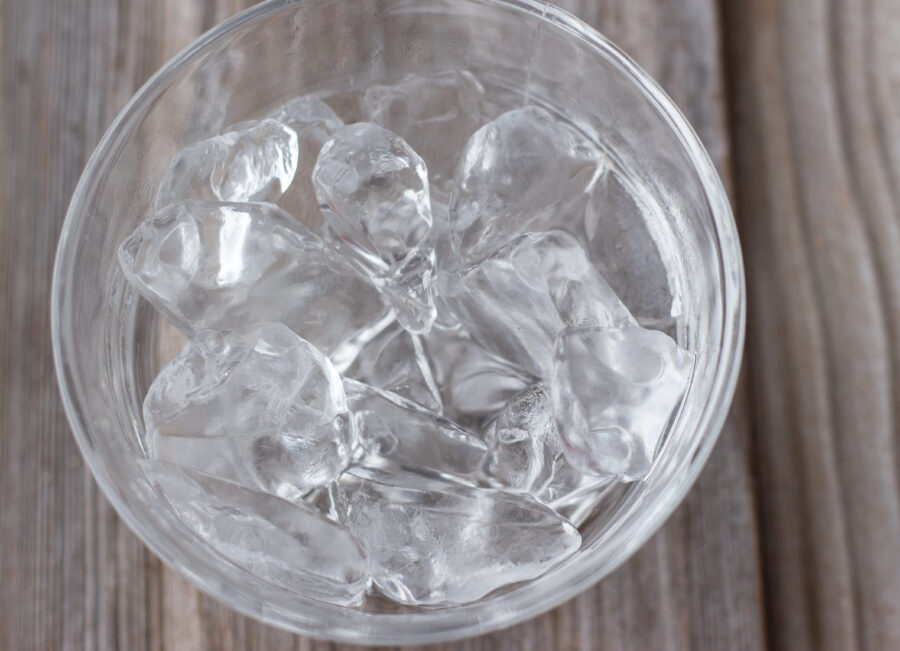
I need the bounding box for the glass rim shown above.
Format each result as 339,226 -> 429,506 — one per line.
51,0 -> 746,644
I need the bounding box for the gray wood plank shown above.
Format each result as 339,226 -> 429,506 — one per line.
0,1 -> 765,649
723,1 -> 900,650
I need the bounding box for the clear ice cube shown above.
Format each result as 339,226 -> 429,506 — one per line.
143,324 -> 355,500
337,466 -> 581,605
343,320 -> 442,412
157,119 -> 299,207
429,199 -> 458,275
344,379 -> 486,481
420,323 -> 533,426
483,385 -> 612,523
305,482 -> 342,522
547,476 -> 617,528
271,96 -> 345,231
483,385 -> 560,494
273,96 -> 345,144
438,230 -> 633,378
379,250 -> 437,334
118,200 -> 387,354
448,106 -> 601,266
312,122 -> 436,333
362,71 -> 486,193
582,169 -> 675,326
142,461 -> 369,605
551,325 -> 695,481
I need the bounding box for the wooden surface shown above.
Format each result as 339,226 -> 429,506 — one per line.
0,0 -> 897,649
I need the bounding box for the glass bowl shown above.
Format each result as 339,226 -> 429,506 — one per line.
51,0 -> 745,644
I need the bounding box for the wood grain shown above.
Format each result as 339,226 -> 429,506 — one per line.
3,0 -> 895,648
723,1 -> 900,650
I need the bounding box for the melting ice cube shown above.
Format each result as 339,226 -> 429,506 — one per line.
143,323 -> 355,500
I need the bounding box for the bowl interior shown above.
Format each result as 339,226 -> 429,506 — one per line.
52,0 -> 744,644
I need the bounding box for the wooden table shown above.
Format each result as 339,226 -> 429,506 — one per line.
2,0 -> 898,649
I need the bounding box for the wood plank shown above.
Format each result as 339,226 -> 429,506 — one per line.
0,1 -> 765,649
723,1 -> 900,650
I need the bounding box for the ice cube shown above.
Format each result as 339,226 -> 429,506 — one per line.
142,461 -> 368,605
449,106 -> 601,266
483,385 -> 612,522
483,385 -> 560,494
420,323 -> 533,426
337,466 -> 581,605
270,96 -> 344,231
157,119 -> 299,207
582,169 -> 675,325
551,325 -> 695,480
378,250 -> 437,334
362,71 -> 486,193
303,483 -> 341,522
438,230 -> 633,378
343,321 -> 441,412
328,310 -> 397,372
118,200 -> 387,354
313,123 -> 432,263
312,122 -> 436,333
547,476 -> 617,528
272,95 -> 344,143
344,379 -> 486,481
429,199 -> 457,274
143,324 -> 355,500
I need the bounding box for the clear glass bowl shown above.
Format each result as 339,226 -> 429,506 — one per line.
51,0 -> 745,644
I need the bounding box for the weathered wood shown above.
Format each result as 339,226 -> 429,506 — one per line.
0,0 -> 780,648
723,1 -> 900,650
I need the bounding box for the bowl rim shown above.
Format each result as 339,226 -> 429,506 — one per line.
51,0 -> 746,644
